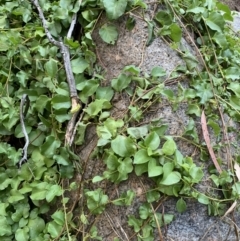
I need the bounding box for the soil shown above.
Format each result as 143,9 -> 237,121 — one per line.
71,1 -> 240,240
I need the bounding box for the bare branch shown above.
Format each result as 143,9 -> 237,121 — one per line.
67,13 -> 77,39
19,94 -> 30,167
30,0 -> 82,146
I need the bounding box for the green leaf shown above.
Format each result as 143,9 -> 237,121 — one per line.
123,65 -> 140,75
47,221 -> 62,238
46,184 -> 63,202
176,198 -> 187,213
71,57 -> 89,74
102,0 -> 127,20
126,16 -> 136,31
128,106 -> 143,122
155,11 -> 172,26
15,228 -> 29,241
97,118 -> 124,140
216,2 -> 233,21
153,213 -> 174,227
84,99 -> 112,116
52,94 -> 71,110
40,136 -> 61,158
160,171 -> 181,185
227,82 -> 240,97
189,165 -> 204,183
51,210 -> 65,225
59,165 -> 74,179
187,7 -> 206,14
132,0 -> 147,9
148,159 -> 163,177
105,154 -> 119,170
170,23 -> 182,42
212,33 -> 228,48
187,104 -> 201,116
29,130 -> 45,147
134,149 -> 152,164
53,109 -> 71,123
194,83 -> 213,104
117,157 -> 133,182
146,190 -> 160,203
134,163 -> 148,176
86,189 -> 108,214
79,79 -> 99,101
229,96 -> 240,110
111,135 -> 136,157
111,73 -> 132,91
30,182 -> 49,200
144,132 -> 160,150
8,190 -> 25,203
198,193 -> 210,205
99,24 -> 118,44
44,58 -> 58,78
151,66 -> 166,77
0,203 -> 8,216
16,70 -> 29,87
205,12 -> 225,32
127,126 -> 148,139
35,95 -> 50,114
96,86 -> 114,101
139,203 -> 151,219
146,20 -> 154,46
225,67 -> 240,80
128,215 -> 143,232
0,216 -> 11,236
92,176 -> 105,183
113,190 -> 135,206
162,138 -> 177,156
28,217 -> 45,239
182,51 -> 199,70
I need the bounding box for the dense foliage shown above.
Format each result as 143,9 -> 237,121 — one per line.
0,0 -> 240,240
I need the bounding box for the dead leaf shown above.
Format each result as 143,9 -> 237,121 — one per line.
234,163 -> 240,181
201,111 -> 222,174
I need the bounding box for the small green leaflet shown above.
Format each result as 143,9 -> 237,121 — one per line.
111,135 -> 136,157
111,73 -> 132,91
47,221 -> 62,238
99,24 -> 118,44
44,58 -> 58,78
84,99 -> 112,117
162,138 -> 177,156
225,67 -> 240,80
40,136 -> 61,158
176,198 -> 187,213
148,159 -> 163,177
151,66 -> 166,77
170,23 -> 182,42
194,83 -> 213,104
102,0 -> 127,20
71,57 -> 89,74
205,12 -> 225,32
160,171 -> 181,185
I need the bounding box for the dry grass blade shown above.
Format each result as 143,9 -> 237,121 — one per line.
201,110 -> 222,174
234,163 -> 240,181
223,201 -> 237,218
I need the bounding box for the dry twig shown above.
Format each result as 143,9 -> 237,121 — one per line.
30,0 -> 81,146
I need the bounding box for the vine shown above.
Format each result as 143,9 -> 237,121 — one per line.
0,0 -> 240,240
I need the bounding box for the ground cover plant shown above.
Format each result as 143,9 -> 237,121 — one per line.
0,0 -> 240,240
